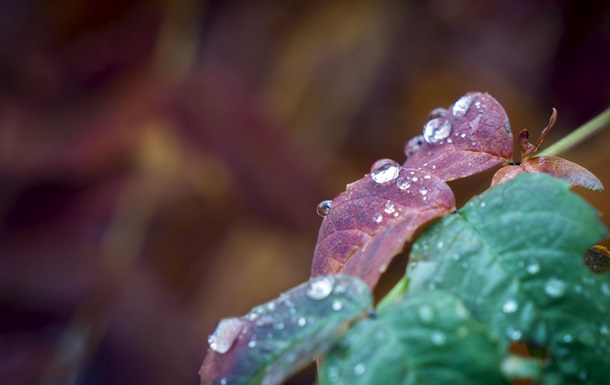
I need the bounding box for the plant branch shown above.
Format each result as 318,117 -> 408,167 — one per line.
538,105 -> 610,157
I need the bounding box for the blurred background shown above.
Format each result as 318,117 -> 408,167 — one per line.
1,0 -> 610,384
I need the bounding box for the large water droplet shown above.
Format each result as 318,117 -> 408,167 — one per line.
317,200 -> 332,217
208,317 -> 245,353
423,119 -> 452,143
306,276 -> 335,300
404,135 -> 425,158
452,94 -> 476,117
431,331 -> 446,346
370,159 -> 402,183
502,299 -> 519,314
545,278 -> 567,298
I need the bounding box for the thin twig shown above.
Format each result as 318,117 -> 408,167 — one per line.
539,105 -> 610,157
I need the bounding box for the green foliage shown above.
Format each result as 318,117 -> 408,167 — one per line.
202,174 -> 609,385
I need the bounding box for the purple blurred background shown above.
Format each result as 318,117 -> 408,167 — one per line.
1,1 -> 609,384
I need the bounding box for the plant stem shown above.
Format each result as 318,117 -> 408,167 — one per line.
538,105 -> 610,157
377,276 -> 409,312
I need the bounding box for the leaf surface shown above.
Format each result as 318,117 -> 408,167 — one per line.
318,291 -> 510,385
311,167 -> 455,288
200,275 -> 372,385
403,92 -> 513,181
406,173 -> 609,384
492,156 -> 603,191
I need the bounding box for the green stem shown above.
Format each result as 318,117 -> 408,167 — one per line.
538,105 -> 610,157
377,276 -> 410,312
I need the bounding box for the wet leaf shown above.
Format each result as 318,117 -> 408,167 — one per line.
492,109 -> 603,191
200,275 -> 372,385
583,245 -> 610,274
492,156 -> 603,191
403,92 -> 513,182
311,166 -> 455,288
407,173 -> 610,384
318,291 -> 511,385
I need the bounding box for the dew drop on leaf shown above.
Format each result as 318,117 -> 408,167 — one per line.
317,200 -> 332,217
297,317 -> 306,327
502,299 -> 518,314
431,331 -> 447,346
384,200 -> 396,214
417,304 -> 435,323
526,263 -> 540,274
423,119 -> 452,143
353,363 -> 366,376
396,176 -> 410,190
452,94 -> 476,117
306,275 -> 335,300
373,213 -> 383,223
332,299 -> 343,311
208,317 -> 245,354
404,135 -> 425,158
545,278 -> 567,298
370,159 -> 402,183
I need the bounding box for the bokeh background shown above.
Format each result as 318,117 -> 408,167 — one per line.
1,1 -> 610,384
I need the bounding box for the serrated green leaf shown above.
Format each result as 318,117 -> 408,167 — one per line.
407,173 -> 610,384
200,275 -> 372,385
318,291 -> 509,385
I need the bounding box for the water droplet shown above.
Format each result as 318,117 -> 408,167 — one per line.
417,304 -> 434,323
502,299 -> 518,314
428,107 -> 447,120
424,174 -> 431,179
412,176 -> 418,182
431,331 -> 446,346
601,281 -> 610,296
507,326 -> 522,340
480,202 -> 486,208
526,263 -> 540,274
562,334 -> 573,343
306,276 -> 335,300
332,300 -> 343,311
452,253 -> 460,261
437,241 -> 444,249
297,317 -> 307,327
452,94 -> 476,117
317,200 -> 332,217
208,317 -> 245,353
404,136 -> 425,158
248,340 -> 257,348
384,200 -> 396,214
373,213 -> 383,223
423,119 -> 452,143
275,322 -> 285,330
545,278 -> 567,298
600,323 -> 609,335
267,302 -> 275,311
220,378 -> 228,385
419,188 -> 428,196
371,159 -> 401,183
460,133 -> 466,138
396,177 -> 410,190
353,363 -> 366,376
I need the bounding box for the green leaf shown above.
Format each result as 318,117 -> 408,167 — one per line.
318,291 -> 510,385
406,173 -> 610,384
200,275 -> 372,385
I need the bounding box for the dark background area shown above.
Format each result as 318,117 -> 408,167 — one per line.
1,1 -> 610,384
